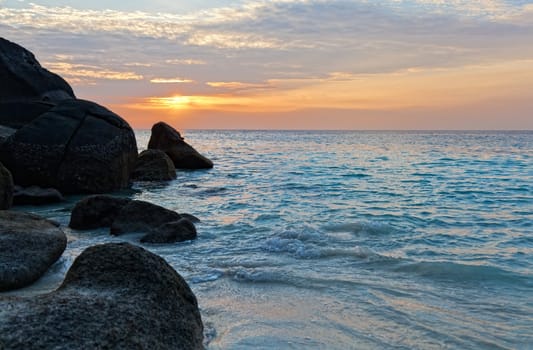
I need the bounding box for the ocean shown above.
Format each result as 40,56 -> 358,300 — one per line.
7,130 -> 533,349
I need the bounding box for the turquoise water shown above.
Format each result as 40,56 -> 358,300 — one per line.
9,130 -> 533,349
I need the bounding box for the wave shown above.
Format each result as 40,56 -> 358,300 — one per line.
323,221 -> 395,235
393,260 -> 529,285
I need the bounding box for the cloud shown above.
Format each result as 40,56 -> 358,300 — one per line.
150,78 -> 194,84
42,62 -> 144,85
165,59 -> 206,65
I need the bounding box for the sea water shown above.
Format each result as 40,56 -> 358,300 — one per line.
7,130 -> 533,349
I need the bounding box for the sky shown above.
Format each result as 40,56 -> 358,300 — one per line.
1,0 -> 532,130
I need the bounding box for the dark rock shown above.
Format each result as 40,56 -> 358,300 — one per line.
0,211 -> 66,291
13,185 -> 64,205
0,37 -> 75,102
180,213 -> 201,223
0,99 -> 138,194
0,100 -> 55,129
0,162 -> 13,209
141,218 -> 197,244
69,195 -> 132,230
131,149 -> 176,181
110,200 -> 182,235
148,121 -> 213,169
0,242 -> 204,349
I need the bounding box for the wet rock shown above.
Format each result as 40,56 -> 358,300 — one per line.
148,121 -> 213,169
0,162 -> 13,209
0,242 -> 204,349
131,149 -> 176,181
141,218 -> 197,244
110,200 -> 182,235
0,99 -> 138,194
13,185 -> 64,205
69,195 -> 132,230
180,213 -> 201,223
0,211 -> 66,291
0,37 -> 75,103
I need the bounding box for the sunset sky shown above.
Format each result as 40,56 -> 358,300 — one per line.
1,0 -> 532,129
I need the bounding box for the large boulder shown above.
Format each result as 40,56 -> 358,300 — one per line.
69,195 -> 132,230
0,101 -> 55,129
13,185 -> 65,205
141,218 -> 197,244
0,243 -> 204,349
0,162 -> 13,209
0,37 -> 75,103
148,122 -> 213,169
131,149 -> 176,181
0,99 -> 138,194
0,211 -> 66,291
110,200 -> 182,235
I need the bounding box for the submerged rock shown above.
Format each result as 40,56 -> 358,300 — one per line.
69,195 -> 132,230
0,37 -> 75,103
13,185 -> 64,205
0,242 -> 204,349
0,162 -> 13,209
0,99 -> 138,194
110,200 -> 182,235
141,218 -> 197,244
131,149 -> 176,181
0,211 -> 66,291
148,121 -> 213,169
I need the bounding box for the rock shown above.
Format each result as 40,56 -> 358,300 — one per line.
0,211 -> 66,291
0,162 -> 13,209
141,218 -> 197,244
180,213 -> 201,223
13,185 -> 64,205
0,101 -> 55,129
148,121 -> 213,169
0,243 -> 204,349
0,99 -> 138,194
0,37 -> 75,103
110,200 -> 182,235
131,149 -> 176,181
69,195 -> 132,230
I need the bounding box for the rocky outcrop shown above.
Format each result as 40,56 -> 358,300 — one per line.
110,200 -> 182,235
0,162 -> 13,209
13,185 -> 64,205
131,149 -> 176,181
0,99 -> 138,194
0,211 -> 66,291
148,122 -> 213,169
69,195 -> 132,230
0,101 -> 55,129
0,243 -> 204,349
0,37 -> 75,103
141,218 -> 197,244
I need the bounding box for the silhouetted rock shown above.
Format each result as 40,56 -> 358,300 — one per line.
0,37 -> 75,103
148,121 -> 213,169
110,200 -> 182,235
131,149 -> 176,181
180,213 -> 201,223
0,125 -> 16,144
0,243 -> 204,349
0,162 -> 13,209
69,195 -> 132,230
0,211 -> 66,291
0,99 -> 138,194
141,218 -> 197,244
0,101 -> 55,129
13,185 -> 64,205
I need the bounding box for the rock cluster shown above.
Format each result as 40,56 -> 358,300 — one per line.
0,243 -> 204,349
70,195 -> 198,244
0,38 -> 208,348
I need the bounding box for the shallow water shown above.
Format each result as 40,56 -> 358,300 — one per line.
5,130 -> 533,349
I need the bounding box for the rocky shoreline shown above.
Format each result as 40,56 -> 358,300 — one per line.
0,37 -> 211,349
